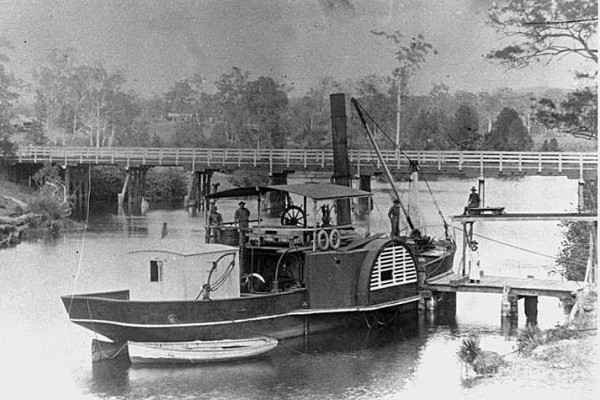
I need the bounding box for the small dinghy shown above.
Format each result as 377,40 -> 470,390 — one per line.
127,337 -> 278,364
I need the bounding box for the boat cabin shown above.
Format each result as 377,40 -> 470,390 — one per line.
206,183 -> 380,295
127,242 -> 240,301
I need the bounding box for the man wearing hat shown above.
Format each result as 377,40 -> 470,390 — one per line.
208,204 -> 223,243
464,186 -> 481,214
234,201 -> 251,230
388,198 -> 401,237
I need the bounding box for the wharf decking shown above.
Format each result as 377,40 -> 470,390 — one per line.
452,212 -> 597,223
424,272 -> 585,299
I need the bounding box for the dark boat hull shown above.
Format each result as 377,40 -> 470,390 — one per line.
61,289 -> 421,343
61,238 -> 454,343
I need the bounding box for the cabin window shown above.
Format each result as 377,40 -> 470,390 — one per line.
150,260 -> 163,282
370,243 -> 417,291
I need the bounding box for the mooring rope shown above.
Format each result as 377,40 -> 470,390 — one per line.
67,166 -> 93,316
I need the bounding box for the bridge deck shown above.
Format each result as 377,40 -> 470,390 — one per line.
10,147 -> 598,179
424,272 -> 585,298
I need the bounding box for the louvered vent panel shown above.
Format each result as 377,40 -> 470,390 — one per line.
370,243 -> 417,291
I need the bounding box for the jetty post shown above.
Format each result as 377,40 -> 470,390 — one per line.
330,93 -> 352,225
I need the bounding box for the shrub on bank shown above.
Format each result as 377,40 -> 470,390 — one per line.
144,167 -> 188,202
88,166 -> 188,203
90,166 -> 126,201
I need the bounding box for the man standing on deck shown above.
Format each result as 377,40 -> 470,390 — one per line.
234,201 -> 251,230
388,199 -> 401,237
208,204 -> 223,243
235,201 -> 251,243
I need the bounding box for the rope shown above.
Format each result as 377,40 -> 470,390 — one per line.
351,98 -> 414,164
451,223 -> 560,260
67,166 -> 92,317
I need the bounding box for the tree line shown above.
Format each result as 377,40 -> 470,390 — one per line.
0,49 -> 593,154
0,0 -> 596,156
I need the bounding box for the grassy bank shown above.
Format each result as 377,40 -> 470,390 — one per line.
462,333 -> 598,399
0,179 -> 34,217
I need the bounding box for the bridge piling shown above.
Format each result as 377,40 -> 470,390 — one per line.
63,165 -> 90,215
126,167 -> 148,214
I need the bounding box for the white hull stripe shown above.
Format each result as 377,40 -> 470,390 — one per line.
71,295 -> 421,329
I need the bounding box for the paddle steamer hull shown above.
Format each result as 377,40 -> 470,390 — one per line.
62,238 -> 451,343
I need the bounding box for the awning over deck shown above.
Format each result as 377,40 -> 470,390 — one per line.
206,183 -> 372,201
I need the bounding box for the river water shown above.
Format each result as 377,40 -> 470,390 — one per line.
0,175 -> 581,399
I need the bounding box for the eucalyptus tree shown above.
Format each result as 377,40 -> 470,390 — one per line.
0,36 -> 19,156
487,0 -> 597,67
34,48 -> 139,147
370,30 -> 437,147
487,0 -> 598,139
244,76 -> 288,149
286,76 -> 343,149
213,67 -> 250,145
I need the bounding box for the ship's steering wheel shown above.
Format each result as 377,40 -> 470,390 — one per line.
280,205 -> 305,226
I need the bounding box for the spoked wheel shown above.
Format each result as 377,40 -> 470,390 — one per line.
281,205 -> 306,226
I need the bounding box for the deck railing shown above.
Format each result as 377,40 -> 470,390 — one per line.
12,146 -> 598,176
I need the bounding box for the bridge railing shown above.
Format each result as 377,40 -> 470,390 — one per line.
12,146 -> 598,175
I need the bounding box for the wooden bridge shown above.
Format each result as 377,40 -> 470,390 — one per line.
11,146 -> 598,179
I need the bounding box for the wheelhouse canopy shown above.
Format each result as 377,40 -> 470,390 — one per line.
206,183 -> 372,201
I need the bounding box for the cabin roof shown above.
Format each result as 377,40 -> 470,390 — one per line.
206,183 -> 371,201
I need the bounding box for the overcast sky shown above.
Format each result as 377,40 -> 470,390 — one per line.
0,0 -> 593,98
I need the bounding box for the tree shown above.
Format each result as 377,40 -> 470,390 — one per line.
370,31 -> 437,146
484,107 -> 533,151
540,137 -> 560,151
407,108 -> 449,150
487,1 -> 598,140
487,0 -> 598,67
213,67 -> 250,145
556,180 -> 597,281
244,77 -> 288,148
448,104 -> 481,150
34,49 -> 139,146
286,76 -> 343,149
0,37 -> 19,157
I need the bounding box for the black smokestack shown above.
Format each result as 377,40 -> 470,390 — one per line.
330,93 -> 352,226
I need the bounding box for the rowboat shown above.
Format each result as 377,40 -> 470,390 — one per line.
127,337 -> 278,364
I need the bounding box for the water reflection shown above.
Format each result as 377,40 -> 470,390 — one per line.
85,315 -> 429,400
90,358 -> 131,398
0,176 -> 579,399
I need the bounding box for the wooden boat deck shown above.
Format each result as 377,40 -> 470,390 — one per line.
424,272 -> 585,298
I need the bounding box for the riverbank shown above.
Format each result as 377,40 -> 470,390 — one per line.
0,177 -> 74,246
461,332 -> 598,400
0,179 -> 33,217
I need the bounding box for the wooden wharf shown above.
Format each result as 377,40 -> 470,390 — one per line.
424,272 -> 584,299
452,212 -> 598,223
430,210 -> 596,325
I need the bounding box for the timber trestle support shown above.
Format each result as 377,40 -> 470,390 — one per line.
63,165 -> 90,215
